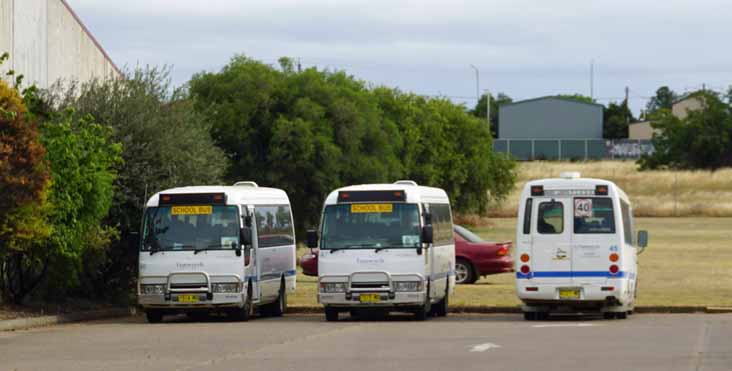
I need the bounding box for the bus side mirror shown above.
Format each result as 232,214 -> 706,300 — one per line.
129,232 -> 140,252
306,230 -> 319,249
244,215 -> 253,228
421,225 -> 434,245
637,230 -> 648,252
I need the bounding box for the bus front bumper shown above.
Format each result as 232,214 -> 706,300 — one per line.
138,292 -> 246,309
318,291 -> 427,308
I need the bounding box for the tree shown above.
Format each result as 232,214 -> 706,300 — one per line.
41,67 -> 227,299
645,86 -> 677,115
191,56 -> 517,233
471,93 -> 512,138
603,100 -> 635,139
555,94 -> 596,104
639,91 -> 732,170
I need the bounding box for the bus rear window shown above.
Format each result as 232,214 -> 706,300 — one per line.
574,198 -> 615,234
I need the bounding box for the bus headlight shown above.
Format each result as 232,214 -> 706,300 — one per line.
212,283 -> 241,293
394,281 -> 423,292
319,282 -> 346,293
141,284 -> 165,295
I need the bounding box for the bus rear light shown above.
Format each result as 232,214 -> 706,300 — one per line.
595,185 -> 609,195
609,265 -> 619,274
520,265 -> 531,274
526,287 -> 538,292
520,253 -> 530,263
531,186 -> 544,196
609,253 -> 619,262
601,286 -> 615,291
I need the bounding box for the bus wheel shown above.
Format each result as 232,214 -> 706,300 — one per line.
231,286 -> 253,321
535,311 -> 549,321
269,281 -> 287,317
523,312 -> 536,321
146,310 -> 163,323
615,312 -> 628,320
432,285 -> 449,317
325,307 -> 339,322
603,312 -> 615,320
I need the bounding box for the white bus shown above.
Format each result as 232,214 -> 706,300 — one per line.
136,182 -> 296,323
307,181 -> 455,321
515,172 -> 648,320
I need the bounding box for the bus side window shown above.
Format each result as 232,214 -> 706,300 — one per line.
523,198 -> 532,234
538,202 -> 563,234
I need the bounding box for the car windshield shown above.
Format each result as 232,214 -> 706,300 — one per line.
141,205 -> 240,251
574,197 -> 616,234
454,225 -> 483,243
321,203 -> 421,250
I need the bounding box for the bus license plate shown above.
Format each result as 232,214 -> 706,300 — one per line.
559,289 -> 580,299
177,294 -> 200,303
359,294 -> 381,303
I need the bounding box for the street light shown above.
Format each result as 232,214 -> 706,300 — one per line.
469,64 -> 480,102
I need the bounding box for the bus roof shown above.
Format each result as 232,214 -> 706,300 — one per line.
324,182 -> 450,205
146,183 -> 290,207
521,176 -> 629,202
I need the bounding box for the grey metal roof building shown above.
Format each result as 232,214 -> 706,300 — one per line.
495,96 -> 605,160
498,96 -> 603,139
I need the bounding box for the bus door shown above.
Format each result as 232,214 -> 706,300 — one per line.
243,205 -> 261,302
570,197 -> 617,285
530,198 -> 572,279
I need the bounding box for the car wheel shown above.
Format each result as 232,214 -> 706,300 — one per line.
455,259 -> 476,284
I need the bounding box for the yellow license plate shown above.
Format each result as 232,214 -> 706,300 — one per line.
351,204 -> 393,213
177,294 -> 200,303
359,294 -> 381,303
171,205 -> 213,216
559,289 -> 581,299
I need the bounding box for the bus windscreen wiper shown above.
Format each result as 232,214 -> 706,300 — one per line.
328,244 -> 376,253
374,246 -> 404,253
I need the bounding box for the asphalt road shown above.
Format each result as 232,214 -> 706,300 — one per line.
2,313 -> 730,371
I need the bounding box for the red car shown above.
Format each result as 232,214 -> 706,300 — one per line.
299,225 -> 513,284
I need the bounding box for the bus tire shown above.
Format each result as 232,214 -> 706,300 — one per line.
603,312 -> 615,320
325,307 -> 339,322
432,284 -> 449,317
146,310 -> 163,323
615,312 -> 627,320
268,280 -> 287,317
231,285 -> 253,322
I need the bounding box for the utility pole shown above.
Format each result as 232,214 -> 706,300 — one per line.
590,59 -> 595,100
469,65 -> 480,102
485,89 -> 491,123
625,86 -> 630,124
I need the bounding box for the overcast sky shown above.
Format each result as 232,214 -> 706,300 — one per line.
68,0 -> 732,114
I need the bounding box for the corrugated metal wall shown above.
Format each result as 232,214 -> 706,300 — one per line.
498,97 -> 604,139
0,0 -> 120,88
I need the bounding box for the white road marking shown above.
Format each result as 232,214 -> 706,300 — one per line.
470,343 -> 502,352
532,323 -> 597,328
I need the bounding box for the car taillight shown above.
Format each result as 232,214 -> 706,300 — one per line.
609,253 -> 619,262
520,265 -> 531,274
497,246 -> 509,256
520,253 -> 530,263
609,265 -> 619,274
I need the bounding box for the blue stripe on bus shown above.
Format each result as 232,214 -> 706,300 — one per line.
516,271 -> 626,279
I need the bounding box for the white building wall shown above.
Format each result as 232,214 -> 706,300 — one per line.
0,0 -> 120,89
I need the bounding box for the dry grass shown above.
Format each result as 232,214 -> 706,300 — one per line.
488,161 -> 732,217
290,217 -> 732,308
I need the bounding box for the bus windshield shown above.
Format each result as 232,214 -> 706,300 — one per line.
141,205 -> 240,251
321,203 -> 421,250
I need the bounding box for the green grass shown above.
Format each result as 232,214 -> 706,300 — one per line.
290,217 -> 732,308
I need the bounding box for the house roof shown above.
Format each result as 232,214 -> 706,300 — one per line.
59,0 -> 121,77
499,95 -> 605,109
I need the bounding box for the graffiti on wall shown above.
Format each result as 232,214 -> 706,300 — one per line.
605,140 -> 655,159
